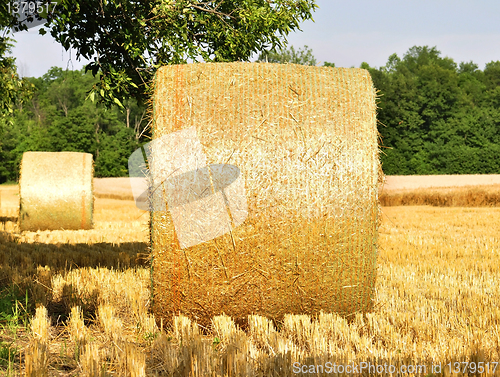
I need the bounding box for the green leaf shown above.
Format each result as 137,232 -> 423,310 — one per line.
113,97 -> 124,108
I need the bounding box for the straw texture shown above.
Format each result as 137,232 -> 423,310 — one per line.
151,62 -> 380,328
19,152 -> 94,231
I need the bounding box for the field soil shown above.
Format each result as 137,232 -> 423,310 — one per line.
382,173 -> 500,191
93,177 -> 135,200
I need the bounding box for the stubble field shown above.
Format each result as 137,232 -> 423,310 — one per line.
0,179 -> 499,376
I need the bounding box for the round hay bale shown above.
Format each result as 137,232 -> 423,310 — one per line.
19,152 -> 94,231
150,62 -> 380,329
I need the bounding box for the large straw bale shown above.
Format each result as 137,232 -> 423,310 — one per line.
150,62 -> 380,328
19,151 -> 94,231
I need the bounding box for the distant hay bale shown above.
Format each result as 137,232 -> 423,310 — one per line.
19,152 -> 94,231
150,62 -> 380,328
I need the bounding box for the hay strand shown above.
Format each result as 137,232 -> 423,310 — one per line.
150,62 -> 380,328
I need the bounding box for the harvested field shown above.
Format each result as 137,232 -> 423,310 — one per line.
0,182 -> 499,375
382,174 -> 500,191
89,174 -> 500,206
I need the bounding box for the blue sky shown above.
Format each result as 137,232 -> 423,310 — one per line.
9,0 -> 500,78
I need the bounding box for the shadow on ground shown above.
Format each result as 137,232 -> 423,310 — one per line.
0,231 -> 150,322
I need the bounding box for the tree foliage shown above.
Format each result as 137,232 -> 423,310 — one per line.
0,4 -> 37,183
258,45 -> 317,66
255,44 -> 500,175
39,0 -> 317,107
0,3 -> 34,117
367,46 -> 500,174
0,68 -> 148,183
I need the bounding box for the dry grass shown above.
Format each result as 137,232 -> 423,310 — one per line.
25,307 -> 50,376
0,184 -> 499,375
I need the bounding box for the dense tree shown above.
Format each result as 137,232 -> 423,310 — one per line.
37,0 -> 317,108
484,61 -> 500,90
0,4 -> 37,183
0,68 -> 148,183
370,46 -> 500,174
258,45 -> 317,66
0,2 -> 35,115
1,1 -> 319,181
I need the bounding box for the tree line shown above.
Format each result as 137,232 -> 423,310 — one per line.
365,46 -> 500,175
0,67 -> 148,182
0,44 -> 499,183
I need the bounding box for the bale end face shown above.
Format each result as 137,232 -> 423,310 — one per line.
19,152 -> 94,232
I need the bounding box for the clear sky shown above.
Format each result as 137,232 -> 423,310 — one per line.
8,0 -> 500,78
